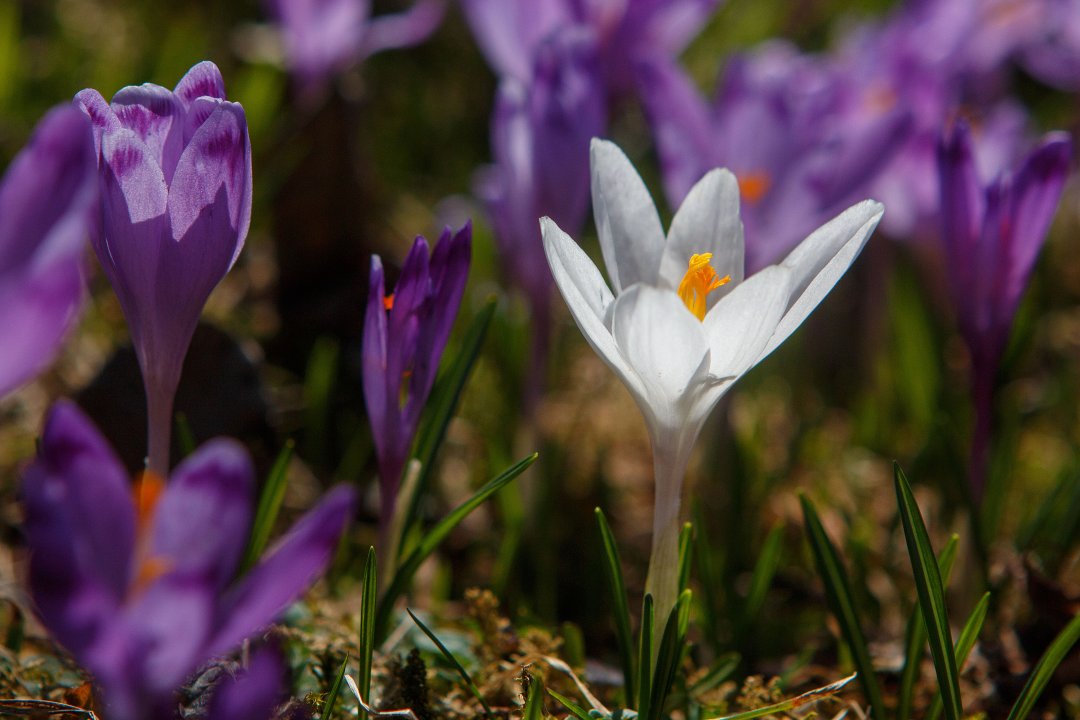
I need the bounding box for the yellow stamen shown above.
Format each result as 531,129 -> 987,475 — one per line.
677,253 -> 730,321
738,171 -> 771,205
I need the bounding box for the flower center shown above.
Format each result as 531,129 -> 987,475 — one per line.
677,253 -> 730,321
130,470 -> 172,596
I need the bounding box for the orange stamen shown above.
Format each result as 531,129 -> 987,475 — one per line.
677,253 -> 730,321
383,293 -> 395,311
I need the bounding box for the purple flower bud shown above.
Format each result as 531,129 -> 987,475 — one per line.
0,105 -> 96,398
22,401 -> 356,720
362,224 -> 470,544
75,62 -> 252,476
937,121 -> 1071,500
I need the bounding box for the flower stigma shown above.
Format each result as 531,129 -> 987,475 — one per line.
677,253 -> 730,321
738,171 -> 771,205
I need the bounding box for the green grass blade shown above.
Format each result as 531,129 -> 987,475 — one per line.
523,668 -> 546,720
799,495 -> 887,720
407,608 -> 492,717
596,507 -> 636,703
637,593 -> 655,717
898,533 -> 959,720
547,688 -> 591,720
375,453 -> 536,640
403,298 -> 496,539
357,547 -> 377,720
1006,611 -> 1080,720
708,672 -> 857,720
741,523 -> 784,625
304,336 -> 339,467
927,591 -> 990,720
174,411 -> 197,457
321,654 -> 349,720
649,589 -> 692,720
894,462 -> 963,720
240,440 -> 295,572
689,653 -> 741,694
677,522 -> 694,593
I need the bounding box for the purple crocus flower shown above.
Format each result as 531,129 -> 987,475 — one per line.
0,106 -> 96,399
638,44 -> 909,270
22,400 -> 356,720
265,0 -> 444,99
461,0 -> 721,98
937,121 -> 1071,502
1021,0 -> 1080,89
74,61 -> 252,477
362,224 -> 470,547
475,30 -> 605,410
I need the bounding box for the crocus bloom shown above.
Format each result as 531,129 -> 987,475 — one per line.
0,106 -> 96,399
638,45 -> 907,270
205,645 -> 287,720
475,30 -> 605,411
543,139 -> 883,624
22,400 -> 355,720
75,61 -> 252,477
937,122 -> 1071,502
265,0 -> 444,99
362,224 -> 470,547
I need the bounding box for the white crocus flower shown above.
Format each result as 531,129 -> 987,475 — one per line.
542,139 -> 884,628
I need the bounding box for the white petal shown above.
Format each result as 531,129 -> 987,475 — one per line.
660,168 -> 744,296
610,284 -> 710,428
541,217 -> 647,401
761,200 -> 884,358
703,264 -> 791,379
591,138 -> 665,293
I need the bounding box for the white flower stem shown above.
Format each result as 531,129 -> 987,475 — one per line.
644,427 -> 693,652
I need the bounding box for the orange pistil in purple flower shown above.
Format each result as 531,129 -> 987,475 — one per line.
677,253 -> 730,321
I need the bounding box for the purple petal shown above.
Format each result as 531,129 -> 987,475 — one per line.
110,83 -> 185,181
414,223 -> 470,396
150,439 -> 255,591
1003,133 -> 1072,308
0,106 -> 95,396
21,401 -> 135,655
174,60 -> 227,105
73,88 -> 121,158
937,121 -> 984,322
460,0 -> 574,80
209,485 -> 356,656
168,99 -> 251,258
362,256 -> 392,458
207,645 -> 287,720
268,0 -> 366,91
361,0 -> 445,58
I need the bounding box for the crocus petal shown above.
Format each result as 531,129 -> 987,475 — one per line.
174,60 -> 228,105
73,88 -> 121,157
591,138 -> 665,292
124,574 -> 216,692
207,645 -> 287,720
21,401 -> 135,653
168,99 -> 251,259
703,265 -> 791,379
1003,133 -> 1071,310
414,224 -> 471,396
150,440 -> 254,591
937,122 -> 984,308
661,168 -> 744,296
210,485 -> 356,656
360,0 -> 445,58
762,200 -> 884,358
610,284 -> 710,429
110,83 -> 185,181
362,255 -> 391,451
542,217 -> 653,404
460,0 -> 574,81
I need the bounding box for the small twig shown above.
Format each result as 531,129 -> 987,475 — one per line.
541,655 -> 611,717
0,699 -> 96,718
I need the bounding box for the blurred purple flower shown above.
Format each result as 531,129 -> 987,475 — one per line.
266,0 -> 444,98
937,121 -> 1071,501
362,224 -> 470,544
0,106 -> 96,399
639,43 -> 908,270
74,61 -> 252,477
206,645 -> 287,720
475,30 -> 605,408
1021,0 -> 1080,89
461,0 -> 721,97
22,400 -> 355,720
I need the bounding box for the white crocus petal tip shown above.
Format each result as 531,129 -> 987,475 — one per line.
662,166 -> 744,292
